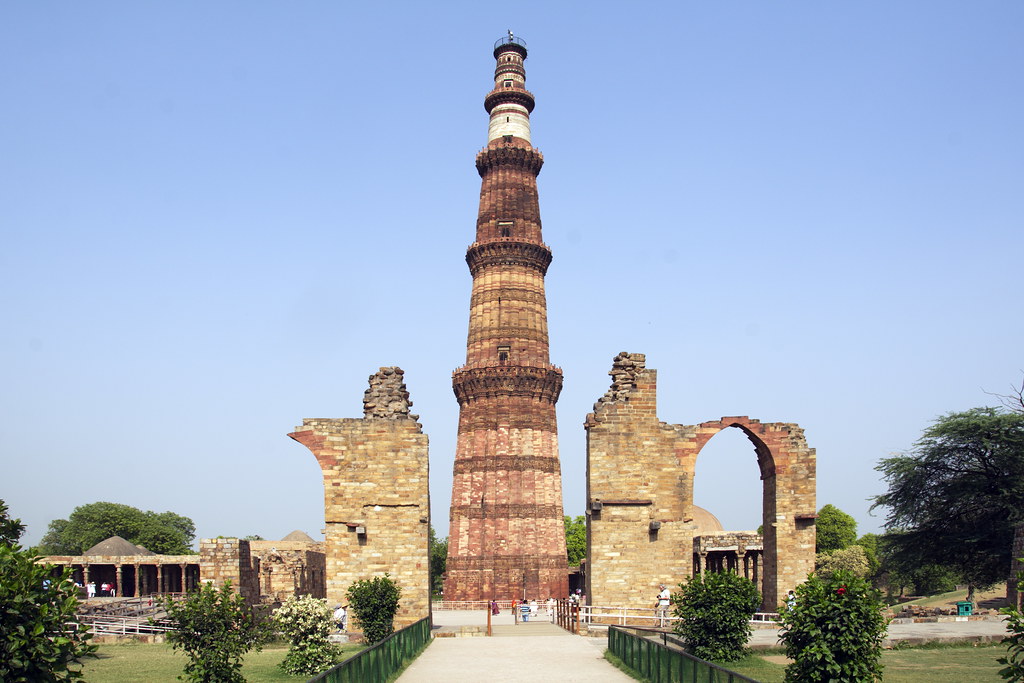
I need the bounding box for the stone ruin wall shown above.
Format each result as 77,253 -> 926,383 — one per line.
289,367 -> 431,628
198,538 -> 260,603
584,353 -> 694,608
249,541 -> 326,603
585,352 -> 816,610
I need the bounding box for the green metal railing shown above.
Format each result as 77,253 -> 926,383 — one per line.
608,625 -> 759,683
307,617 -> 431,683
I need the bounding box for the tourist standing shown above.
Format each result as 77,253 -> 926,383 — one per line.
656,584 -> 671,627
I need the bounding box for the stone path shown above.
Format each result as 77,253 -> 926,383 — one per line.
396,610 -> 1011,682
397,611 -> 631,682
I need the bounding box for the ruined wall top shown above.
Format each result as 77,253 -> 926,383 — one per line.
363,367 -> 418,421
594,352 -> 646,410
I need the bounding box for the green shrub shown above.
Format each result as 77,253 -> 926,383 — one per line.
161,581 -> 270,683
671,571 -> 760,662
346,575 -> 401,645
816,545 -> 871,580
274,595 -> 339,675
779,569 -> 887,682
0,546 -> 97,682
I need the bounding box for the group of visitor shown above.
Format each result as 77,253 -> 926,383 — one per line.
510,597 -> 560,622
80,581 -> 115,598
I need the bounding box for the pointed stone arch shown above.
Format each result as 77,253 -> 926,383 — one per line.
585,353 -> 816,611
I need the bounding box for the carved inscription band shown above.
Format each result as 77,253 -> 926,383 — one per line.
452,455 -> 561,475
450,503 -> 563,519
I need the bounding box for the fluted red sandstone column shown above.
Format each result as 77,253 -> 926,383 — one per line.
444,34 -> 569,602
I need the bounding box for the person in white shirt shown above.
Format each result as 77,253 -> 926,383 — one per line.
656,584 -> 671,627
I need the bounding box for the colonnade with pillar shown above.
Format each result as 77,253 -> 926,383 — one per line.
43,555 -> 200,597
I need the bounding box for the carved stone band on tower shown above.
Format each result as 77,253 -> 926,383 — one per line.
443,35 -> 570,602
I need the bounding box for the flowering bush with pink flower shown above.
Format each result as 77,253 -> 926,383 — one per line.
778,569 -> 887,682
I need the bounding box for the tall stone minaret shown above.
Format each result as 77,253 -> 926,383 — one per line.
443,34 -> 569,602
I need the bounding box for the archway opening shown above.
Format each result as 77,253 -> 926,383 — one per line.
692,425 -> 769,603
693,426 -> 764,532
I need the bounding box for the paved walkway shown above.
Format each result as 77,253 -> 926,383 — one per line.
397,611 -> 631,682
397,610 -> 1011,682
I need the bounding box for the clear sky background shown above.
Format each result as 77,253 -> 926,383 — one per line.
3,2 -> 1021,549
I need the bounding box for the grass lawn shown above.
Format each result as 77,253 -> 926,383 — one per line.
81,641 -> 363,683
723,643 -> 1008,682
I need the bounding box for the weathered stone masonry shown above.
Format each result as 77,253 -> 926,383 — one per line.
444,35 -> 569,602
290,367 -> 430,628
585,352 -> 816,610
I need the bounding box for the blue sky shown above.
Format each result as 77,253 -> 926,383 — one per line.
3,2 -> 1021,548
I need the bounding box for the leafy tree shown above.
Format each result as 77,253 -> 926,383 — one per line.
162,581 -> 269,683
872,408 -> 1024,603
856,533 -> 881,579
671,571 -> 760,662
273,595 -> 339,676
0,500 -> 97,682
816,504 -> 857,554
1,500 -> 26,546
38,501 -> 196,555
428,527 -> 447,597
564,515 -> 586,566
1000,564 -> 1024,681
816,545 -> 870,581
779,569 -> 887,682
346,574 -> 401,645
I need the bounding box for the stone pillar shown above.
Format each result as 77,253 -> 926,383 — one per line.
444,36 -> 568,604
115,565 -> 123,597
1010,522 -> 1024,609
134,564 -> 141,597
290,367 -> 431,628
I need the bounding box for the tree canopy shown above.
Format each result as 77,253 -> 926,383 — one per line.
872,407 -> 1024,595
428,527 -> 447,597
816,504 -> 858,554
38,502 -> 196,555
0,500 -> 26,546
564,515 -> 586,567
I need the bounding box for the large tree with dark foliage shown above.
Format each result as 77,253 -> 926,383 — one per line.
38,501 -> 196,555
872,407 -> 1024,601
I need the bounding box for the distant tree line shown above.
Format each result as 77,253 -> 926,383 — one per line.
37,501 -> 196,555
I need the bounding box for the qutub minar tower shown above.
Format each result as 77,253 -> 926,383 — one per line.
443,33 -> 570,601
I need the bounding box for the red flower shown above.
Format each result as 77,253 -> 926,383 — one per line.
837,586 -> 847,595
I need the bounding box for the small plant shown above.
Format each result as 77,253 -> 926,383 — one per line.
346,574 -> 402,645
671,571 -> 760,662
162,581 -> 270,683
998,563 -> 1024,681
779,569 -> 887,682
274,595 -> 339,676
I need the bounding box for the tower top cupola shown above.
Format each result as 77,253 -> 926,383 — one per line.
485,31 -> 535,143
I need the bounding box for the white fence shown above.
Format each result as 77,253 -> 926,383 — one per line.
80,616 -> 175,636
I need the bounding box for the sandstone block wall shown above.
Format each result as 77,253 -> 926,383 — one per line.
289,367 -> 430,628
249,542 -> 326,603
198,538 -> 259,602
585,352 -> 816,610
